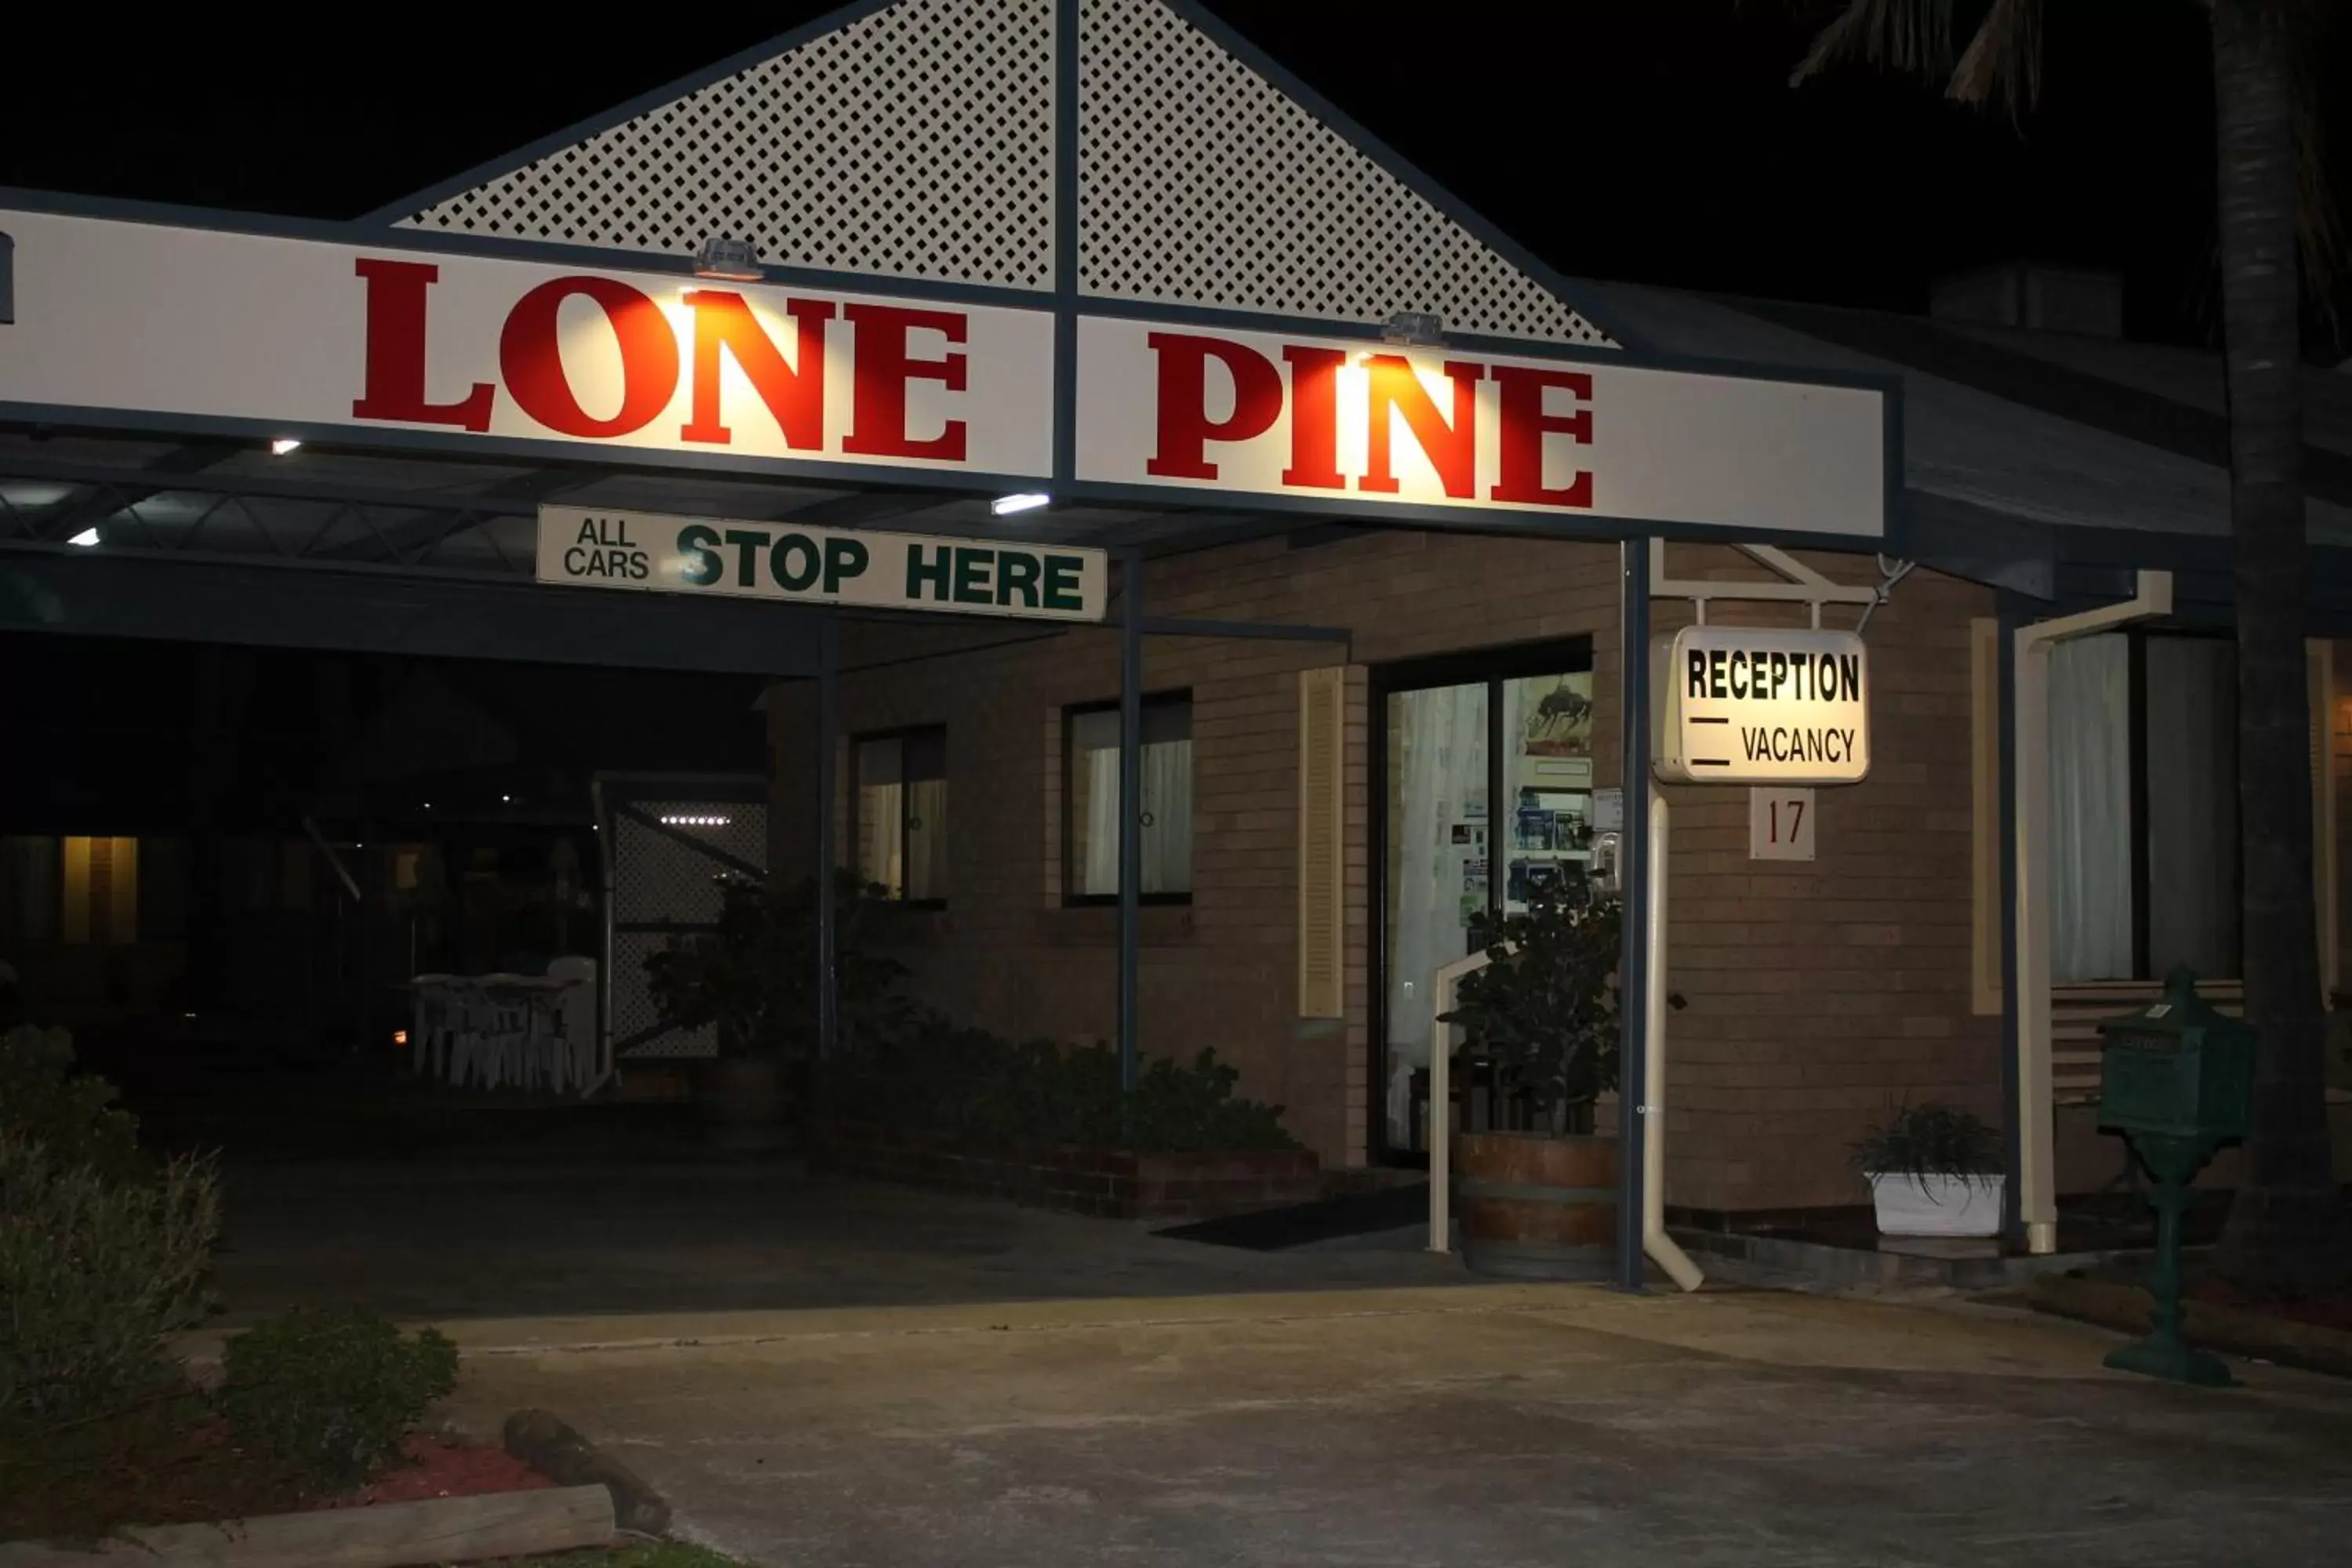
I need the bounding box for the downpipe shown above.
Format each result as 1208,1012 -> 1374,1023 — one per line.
1643,793 -> 1704,1292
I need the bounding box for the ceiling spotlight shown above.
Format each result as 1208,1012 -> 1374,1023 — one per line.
992,492 -> 1051,517
692,237 -> 763,281
270,437 -> 303,456
67,527 -> 100,547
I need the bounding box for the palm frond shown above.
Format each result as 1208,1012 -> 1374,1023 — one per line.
1789,0 -> 1958,89
1948,0 -> 2042,120
2298,102 -> 2346,328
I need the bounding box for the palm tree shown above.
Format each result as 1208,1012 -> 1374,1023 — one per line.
1791,0 -> 2342,1290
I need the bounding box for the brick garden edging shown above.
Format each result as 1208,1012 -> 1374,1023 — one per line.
815,1120 -> 1319,1221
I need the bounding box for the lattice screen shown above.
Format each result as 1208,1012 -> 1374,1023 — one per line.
1078,0 -> 1612,345
609,803 -> 769,1061
398,0 -> 1057,291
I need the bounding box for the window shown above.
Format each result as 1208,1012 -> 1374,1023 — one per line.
855,728 -> 947,902
2049,633 -> 2239,982
1066,695 -> 1192,902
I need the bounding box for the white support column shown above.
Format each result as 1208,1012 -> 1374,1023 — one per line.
2012,571 -> 2172,1254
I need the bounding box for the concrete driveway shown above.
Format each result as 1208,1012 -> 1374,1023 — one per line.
435,1281 -> 2352,1568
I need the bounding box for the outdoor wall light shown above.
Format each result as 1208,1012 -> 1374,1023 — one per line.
692,237 -> 763,281
1381,310 -> 1445,347
270,438 -> 302,456
992,492 -> 1051,517
67,527 -> 100,547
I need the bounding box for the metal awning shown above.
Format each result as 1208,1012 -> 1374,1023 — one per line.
0,428 -> 1317,670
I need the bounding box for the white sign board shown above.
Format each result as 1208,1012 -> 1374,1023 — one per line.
0,210 -> 1055,476
1652,626 -> 1870,785
536,506 -> 1107,622
1749,787 -> 1817,861
1074,315 -> 1887,538
0,207 -> 1891,546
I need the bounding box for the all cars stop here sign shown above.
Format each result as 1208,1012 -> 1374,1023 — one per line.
1651,626 -> 1869,786
537,505 -> 1108,622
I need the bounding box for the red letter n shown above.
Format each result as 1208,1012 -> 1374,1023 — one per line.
680,292 -> 835,448
1359,356 -> 1482,498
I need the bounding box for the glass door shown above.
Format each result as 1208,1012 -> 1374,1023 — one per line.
1375,645 -> 1595,1160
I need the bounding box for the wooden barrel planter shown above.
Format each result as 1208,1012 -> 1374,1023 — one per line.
1454,1130 -> 1617,1279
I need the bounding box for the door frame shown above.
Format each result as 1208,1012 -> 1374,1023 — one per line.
1367,635 -> 1595,1165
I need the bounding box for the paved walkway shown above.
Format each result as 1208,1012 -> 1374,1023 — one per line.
434,1282 -> 2352,1568
211,1167 -> 1465,1325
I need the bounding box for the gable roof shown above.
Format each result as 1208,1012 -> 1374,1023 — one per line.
374,0 -> 1617,347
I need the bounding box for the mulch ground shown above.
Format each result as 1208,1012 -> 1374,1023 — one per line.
322,1434 -> 554,1508
2187,1277 -> 2352,1334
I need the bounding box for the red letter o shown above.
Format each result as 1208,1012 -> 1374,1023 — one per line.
499,277 -> 680,438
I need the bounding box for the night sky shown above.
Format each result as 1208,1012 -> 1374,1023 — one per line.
1,2 -> 2342,353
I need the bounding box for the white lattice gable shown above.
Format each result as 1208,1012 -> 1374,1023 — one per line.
389,0 -> 1613,345
396,0 -> 1059,291
1079,0 -> 1612,346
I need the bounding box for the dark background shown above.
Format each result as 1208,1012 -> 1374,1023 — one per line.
0,2 -> 2343,352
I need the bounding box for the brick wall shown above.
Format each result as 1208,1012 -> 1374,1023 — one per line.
768,530 -> 1998,1214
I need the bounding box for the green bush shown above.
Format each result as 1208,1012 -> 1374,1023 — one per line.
0,1024 -> 148,1187
0,1130 -> 218,1431
1849,1102 -> 2003,1187
1440,893 -> 1622,1131
644,873 -> 909,1061
825,1016 -> 1297,1153
217,1309 -> 459,1494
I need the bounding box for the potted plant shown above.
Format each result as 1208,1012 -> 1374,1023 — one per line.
1849,1102 -> 2005,1238
643,873 -> 906,1149
1436,891 -> 1622,1276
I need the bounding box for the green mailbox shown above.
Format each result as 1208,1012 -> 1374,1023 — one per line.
2092,964 -> 2259,1388
2097,967 -> 2257,1144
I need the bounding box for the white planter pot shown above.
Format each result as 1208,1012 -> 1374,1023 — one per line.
1865,1171 -> 2005,1238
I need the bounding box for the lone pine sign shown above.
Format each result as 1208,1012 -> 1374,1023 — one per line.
1651,626 -> 1870,786
0,208 -> 1891,544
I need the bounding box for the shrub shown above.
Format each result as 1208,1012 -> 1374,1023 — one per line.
825,1015 -> 1297,1153
217,1309 -> 459,1494
644,873 -> 909,1061
1440,893 -> 1621,1132
1849,1102 -> 2003,1188
0,1024 -> 147,1187
0,1129 -> 218,1431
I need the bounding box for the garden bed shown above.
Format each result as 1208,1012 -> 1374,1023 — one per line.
815,1120 -> 1319,1221
2029,1267 -> 2352,1379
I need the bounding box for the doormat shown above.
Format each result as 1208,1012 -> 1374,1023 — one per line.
1154,1181 -> 1430,1250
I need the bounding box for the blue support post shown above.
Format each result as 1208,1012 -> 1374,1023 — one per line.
1616,538 -> 1652,1293
1118,550 -> 1145,1094
1997,602 -> 2023,1245
815,612 -> 840,1058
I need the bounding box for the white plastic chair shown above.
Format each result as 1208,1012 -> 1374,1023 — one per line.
546,957 -> 597,1095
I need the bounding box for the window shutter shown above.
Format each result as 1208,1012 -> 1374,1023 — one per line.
1297,666 -> 1347,1018
2310,639 -> 2339,997
1969,619 -> 2002,1014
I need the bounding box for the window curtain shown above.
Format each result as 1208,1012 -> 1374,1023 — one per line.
2145,638 -> 2239,978
1083,744 -> 1121,895
854,738 -> 904,896
2049,635 -> 2133,982
906,779 -> 948,902
1139,739 -> 1193,894
1385,684 -> 1489,1142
